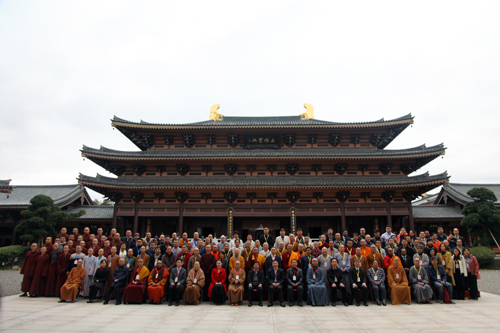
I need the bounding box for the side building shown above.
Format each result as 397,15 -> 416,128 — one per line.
0,180 -> 107,245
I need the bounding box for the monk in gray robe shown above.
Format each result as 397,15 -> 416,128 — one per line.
306,258 -> 329,306
409,257 -> 433,304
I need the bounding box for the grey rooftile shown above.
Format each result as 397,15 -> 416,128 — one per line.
0,179 -> 12,189
112,113 -> 413,127
444,183 -> 500,205
66,205 -> 114,220
412,205 -> 464,219
0,185 -> 86,207
81,143 -> 445,159
78,171 -> 449,189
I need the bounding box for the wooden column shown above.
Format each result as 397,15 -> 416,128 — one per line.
408,203 -> 415,232
112,205 -> 118,229
11,224 -> 17,245
341,202 -> 346,232
387,201 -> 392,227
133,203 -> 139,234
177,202 -> 184,234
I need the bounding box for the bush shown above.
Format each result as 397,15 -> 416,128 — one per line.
469,246 -> 495,267
0,245 -> 29,265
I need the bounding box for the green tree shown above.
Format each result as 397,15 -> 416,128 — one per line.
461,187 -> 500,246
15,195 -> 86,246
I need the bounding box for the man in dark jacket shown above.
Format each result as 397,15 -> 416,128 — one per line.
120,230 -> 136,250
286,259 -> 303,307
168,259 -> 187,306
161,246 -> 177,270
327,258 -> 347,306
103,258 -> 129,305
258,227 -> 274,249
247,261 -> 265,306
349,259 -> 368,306
398,248 -> 414,277
265,247 -> 282,278
267,260 -> 285,307
428,256 -> 454,304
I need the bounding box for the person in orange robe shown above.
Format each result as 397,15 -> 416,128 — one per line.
350,247 -> 369,272
59,259 -> 86,302
387,257 -> 411,305
229,248 -> 245,272
147,261 -> 170,304
384,248 -> 402,271
20,243 -> 39,297
366,245 -> 385,270
359,240 -> 370,256
123,258 -> 150,304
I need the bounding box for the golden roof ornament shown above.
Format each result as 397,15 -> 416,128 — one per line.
301,103 -> 314,120
209,104 -> 223,121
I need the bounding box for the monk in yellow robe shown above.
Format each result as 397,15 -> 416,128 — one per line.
148,261 -> 169,304
387,257 -> 411,305
183,261 -> 205,305
59,259 -> 86,303
123,258 -> 150,304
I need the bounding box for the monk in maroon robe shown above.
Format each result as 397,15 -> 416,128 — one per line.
30,246 -> 50,297
201,245 -> 215,299
20,243 -> 39,296
45,242 -> 61,296
82,227 -> 91,244
55,245 -> 71,297
44,237 -> 53,255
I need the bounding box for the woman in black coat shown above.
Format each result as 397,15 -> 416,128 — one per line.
87,260 -> 109,303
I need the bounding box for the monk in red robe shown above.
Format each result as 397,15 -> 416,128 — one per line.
20,243 -> 39,297
55,245 -> 71,297
29,246 -> 50,297
147,261 -> 169,304
123,258 -> 150,304
59,259 -> 86,303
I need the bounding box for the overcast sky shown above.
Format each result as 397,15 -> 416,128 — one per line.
1,1 -> 499,201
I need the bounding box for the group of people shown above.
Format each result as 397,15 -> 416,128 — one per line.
19,225 -> 480,307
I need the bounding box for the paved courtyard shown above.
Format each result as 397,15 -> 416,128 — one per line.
1,292 -> 500,333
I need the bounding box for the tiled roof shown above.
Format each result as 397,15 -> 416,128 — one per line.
0,185 -> 91,207
412,205 -> 464,219
112,113 -> 413,128
0,179 -> 12,189
78,171 -> 449,190
439,183 -> 500,205
66,205 -> 114,220
81,143 -> 445,161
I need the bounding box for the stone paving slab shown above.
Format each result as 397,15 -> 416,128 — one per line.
1,292 -> 500,333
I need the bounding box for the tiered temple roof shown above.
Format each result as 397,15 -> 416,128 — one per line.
79,171 -> 449,191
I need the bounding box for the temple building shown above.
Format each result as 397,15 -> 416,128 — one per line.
78,104 -> 449,238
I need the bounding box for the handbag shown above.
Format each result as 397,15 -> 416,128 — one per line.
477,272 -> 481,280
